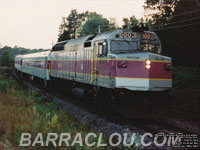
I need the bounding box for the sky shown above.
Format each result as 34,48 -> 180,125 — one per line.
0,0 -> 145,49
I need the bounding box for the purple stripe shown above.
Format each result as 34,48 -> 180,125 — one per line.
51,60 -> 172,79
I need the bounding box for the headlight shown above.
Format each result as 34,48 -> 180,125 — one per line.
145,64 -> 151,70
145,60 -> 151,70
146,60 -> 151,65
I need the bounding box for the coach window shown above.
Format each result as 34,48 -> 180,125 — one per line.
97,42 -> 107,57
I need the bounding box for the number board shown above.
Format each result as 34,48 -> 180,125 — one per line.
142,33 -> 153,40
121,32 -> 136,38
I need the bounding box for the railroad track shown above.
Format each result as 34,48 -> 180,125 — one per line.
171,107 -> 200,120
127,118 -> 198,134
13,70 -> 200,144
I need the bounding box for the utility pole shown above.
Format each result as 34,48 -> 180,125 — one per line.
51,41 -> 54,47
98,24 -> 116,33
98,26 -> 101,33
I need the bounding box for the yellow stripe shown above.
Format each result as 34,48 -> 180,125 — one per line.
151,60 -> 171,63
21,59 -> 172,63
50,69 -> 171,80
114,76 -> 172,80
51,59 -> 171,63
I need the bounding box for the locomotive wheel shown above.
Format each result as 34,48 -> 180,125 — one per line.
85,87 -> 102,109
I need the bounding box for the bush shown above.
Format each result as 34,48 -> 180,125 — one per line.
0,51 -> 13,67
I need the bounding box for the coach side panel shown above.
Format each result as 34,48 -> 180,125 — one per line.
22,57 -> 49,80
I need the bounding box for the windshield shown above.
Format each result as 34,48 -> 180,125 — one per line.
111,41 -> 138,52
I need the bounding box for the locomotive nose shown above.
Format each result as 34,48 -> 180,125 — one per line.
115,53 -> 172,91
148,54 -> 172,91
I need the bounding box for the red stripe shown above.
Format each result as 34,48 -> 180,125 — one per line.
51,60 -> 172,79
149,62 -> 172,79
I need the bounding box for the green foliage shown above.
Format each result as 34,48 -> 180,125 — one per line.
0,46 -> 48,67
0,51 -> 13,67
171,66 -> 200,113
50,113 -> 58,128
144,0 -> 179,25
0,75 -> 15,90
144,0 -> 200,66
58,9 -> 87,41
122,16 -> 152,32
79,12 -> 117,36
122,16 -> 139,29
58,30 -> 71,42
0,72 -> 115,149
0,46 -> 48,56
173,66 -> 200,89
58,10 -> 117,40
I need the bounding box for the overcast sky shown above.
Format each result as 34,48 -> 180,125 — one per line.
0,0 -> 145,49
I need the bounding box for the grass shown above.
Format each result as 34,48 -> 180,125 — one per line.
0,69 -> 139,150
173,66 -> 200,89
0,69 -> 113,150
172,66 -> 200,113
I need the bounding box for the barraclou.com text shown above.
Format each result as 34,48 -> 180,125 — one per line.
20,133 -> 181,147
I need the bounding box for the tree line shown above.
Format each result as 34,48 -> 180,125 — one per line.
1,0 -> 199,67
0,46 -> 49,67
58,9 -> 150,42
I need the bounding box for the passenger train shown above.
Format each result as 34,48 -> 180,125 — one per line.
15,29 -> 172,117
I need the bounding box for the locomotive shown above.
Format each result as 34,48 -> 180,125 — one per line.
15,29 -> 172,118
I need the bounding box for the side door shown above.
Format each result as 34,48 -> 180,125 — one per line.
92,40 -> 112,87
96,41 -> 112,87
91,42 -> 98,85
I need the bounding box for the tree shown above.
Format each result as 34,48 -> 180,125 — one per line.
122,16 -> 139,29
122,16 -> 151,32
144,0 -> 200,66
144,0 -> 179,26
58,30 -> 71,42
58,9 -> 87,41
79,12 -> 117,36
0,46 -> 48,67
166,0 -> 200,66
0,51 -> 12,67
58,17 -> 70,41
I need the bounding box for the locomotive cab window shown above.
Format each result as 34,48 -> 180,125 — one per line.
97,42 -> 107,57
111,40 -> 138,53
140,42 -> 161,54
